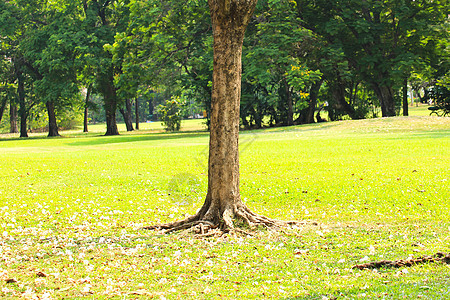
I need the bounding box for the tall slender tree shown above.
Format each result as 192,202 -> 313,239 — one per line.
146,0 -> 283,232
79,0 -> 132,136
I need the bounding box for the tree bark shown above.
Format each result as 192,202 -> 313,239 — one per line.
0,98 -> 7,122
101,76 -> 119,136
10,102 -> 18,133
283,78 -> 294,126
200,0 -> 252,226
402,78 -> 408,116
144,0 -> 284,233
372,83 -> 396,117
135,97 -> 139,130
296,79 -> 323,124
46,101 -> 60,137
330,82 -> 360,119
119,98 -> 134,131
14,63 -> 28,138
307,80 -> 323,123
83,84 -> 92,133
105,100 -> 119,135
148,99 -> 154,121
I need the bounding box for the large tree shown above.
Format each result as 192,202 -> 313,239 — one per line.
1,0 -> 81,137
78,0 -> 133,136
295,0 -> 448,117
147,0 -> 281,232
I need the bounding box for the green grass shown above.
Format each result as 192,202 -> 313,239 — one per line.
0,116 -> 449,299
0,118 -> 207,138
408,104 -> 434,117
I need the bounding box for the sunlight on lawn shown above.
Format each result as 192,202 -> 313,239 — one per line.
0,116 -> 449,299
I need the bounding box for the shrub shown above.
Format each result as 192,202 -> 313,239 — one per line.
157,96 -> 182,131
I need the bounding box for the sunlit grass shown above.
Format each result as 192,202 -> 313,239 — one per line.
0,116 -> 449,299
80,118 -> 207,135
408,104 -> 433,117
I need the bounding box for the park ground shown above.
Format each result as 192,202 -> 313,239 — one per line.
0,106 -> 449,299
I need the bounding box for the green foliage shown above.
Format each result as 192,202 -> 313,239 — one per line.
428,85 -> 450,116
286,64 -> 322,98
294,0 -> 449,116
157,96 -> 182,131
1,0 -> 448,133
57,106 -> 84,130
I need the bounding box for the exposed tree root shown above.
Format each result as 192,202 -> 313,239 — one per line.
353,252 -> 450,270
141,203 -> 302,235
143,219 -> 217,234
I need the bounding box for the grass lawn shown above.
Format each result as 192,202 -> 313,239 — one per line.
408,104 -> 434,117
0,116 -> 449,299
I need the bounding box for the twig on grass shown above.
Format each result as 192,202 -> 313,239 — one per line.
353,252 -> 450,270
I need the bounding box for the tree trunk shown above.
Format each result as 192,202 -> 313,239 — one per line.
330,83 -> 360,119
202,2 -> 249,224
83,105 -> 89,132
135,97 -> 139,130
0,98 -> 7,122
83,84 -> 92,133
16,67 -> 28,138
296,79 -> 323,124
10,102 -> 18,133
372,83 -> 396,117
46,101 -> 60,137
283,78 -> 294,126
105,100 -> 119,135
102,78 -> 119,136
144,0 -> 283,233
402,79 -> 408,116
254,104 -> 263,128
119,98 -> 134,131
307,80 -> 323,123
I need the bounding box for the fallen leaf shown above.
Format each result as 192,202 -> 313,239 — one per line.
5,278 -> 17,284
128,289 -> 151,295
36,271 -> 48,278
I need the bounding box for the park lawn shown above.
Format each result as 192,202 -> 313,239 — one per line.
0,116 -> 449,299
0,118 -> 207,138
408,104 -> 434,117
81,119 -> 207,135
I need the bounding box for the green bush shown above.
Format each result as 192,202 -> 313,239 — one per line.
157,96 -> 182,131
57,107 -> 83,130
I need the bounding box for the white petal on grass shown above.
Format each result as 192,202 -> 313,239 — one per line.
41,292 -> 53,300
82,284 -> 92,294
159,278 -> 168,284
359,256 -> 370,262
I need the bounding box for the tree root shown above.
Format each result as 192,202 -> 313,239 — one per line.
143,219 -> 216,234
141,204 -> 303,235
353,252 -> 450,270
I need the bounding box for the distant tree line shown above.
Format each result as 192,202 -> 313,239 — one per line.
0,0 -> 448,136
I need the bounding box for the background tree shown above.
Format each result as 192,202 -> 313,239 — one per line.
0,0 -> 32,137
157,97 -> 182,132
78,0 -> 134,136
21,1 -> 83,137
110,0 -> 213,126
295,0 -> 448,117
244,0 -> 316,126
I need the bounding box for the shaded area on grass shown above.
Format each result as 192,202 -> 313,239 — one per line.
69,131 -> 210,147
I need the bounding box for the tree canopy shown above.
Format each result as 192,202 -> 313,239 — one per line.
0,0 -> 448,135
